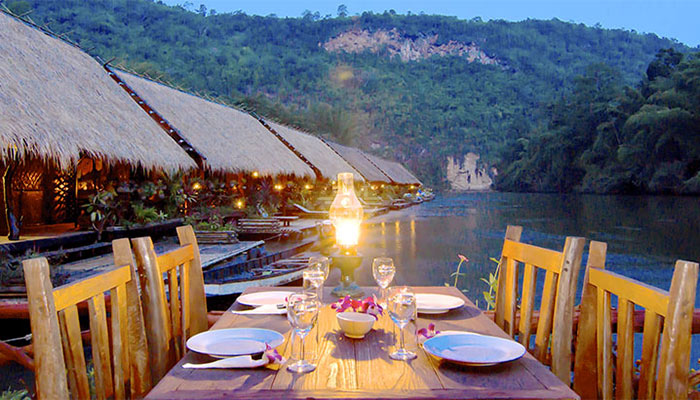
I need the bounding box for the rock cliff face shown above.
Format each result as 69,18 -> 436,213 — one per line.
446,153 -> 493,191
323,28 -> 499,64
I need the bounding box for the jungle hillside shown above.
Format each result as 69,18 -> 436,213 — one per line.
4,0 -> 699,193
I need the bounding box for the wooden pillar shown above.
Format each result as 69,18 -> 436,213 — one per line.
2,161 -> 20,239
0,162 -> 7,236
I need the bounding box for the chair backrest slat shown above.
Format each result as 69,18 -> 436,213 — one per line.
177,225 -> 208,335
615,298 -> 635,399
131,236 -> 175,384
657,260 -> 698,398
24,257 -> 70,400
638,310 -> 662,399
24,239 -> 150,400
596,286 -> 614,400
112,238 -> 152,396
88,292 -> 113,400
573,240 -> 607,399
494,225 -> 585,383
517,263 -> 537,348
110,284 -> 129,400
574,243 -> 698,400
533,270 -> 557,361
132,225 -> 208,383
167,267 -> 184,359
495,226 -> 523,330
58,305 -> 89,399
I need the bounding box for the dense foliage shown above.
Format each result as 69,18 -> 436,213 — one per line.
4,0 -> 694,190
496,49 -> 700,194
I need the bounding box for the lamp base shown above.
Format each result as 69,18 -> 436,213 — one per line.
330,252 -> 364,298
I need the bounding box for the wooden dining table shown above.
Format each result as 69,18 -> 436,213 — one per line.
146,286 -> 580,399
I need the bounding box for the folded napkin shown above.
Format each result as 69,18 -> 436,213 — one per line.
182,355 -> 268,369
231,304 -> 286,315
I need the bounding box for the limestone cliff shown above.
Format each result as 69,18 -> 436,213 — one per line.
446,153 -> 493,191
323,28 -> 499,64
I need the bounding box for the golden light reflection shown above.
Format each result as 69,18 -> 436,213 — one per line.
191,182 -> 202,191
252,171 -> 259,178
236,200 -> 244,209
305,184 -> 312,190
394,220 -> 401,253
274,184 -> 283,191
410,219 -> 416,260
380,222 -> 386,250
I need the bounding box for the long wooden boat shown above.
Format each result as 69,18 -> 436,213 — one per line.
202,236 -> 335,296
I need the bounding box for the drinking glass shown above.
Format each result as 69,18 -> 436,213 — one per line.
305,256 -> 329,359
372,257 -> 395,305
308,256 -> 330,280
388,286 -> 417,361
305,256 -> 330,301
286,292 -> 320,373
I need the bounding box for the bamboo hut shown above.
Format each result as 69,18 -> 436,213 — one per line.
113,71 -> 314,178
0,12 -> 195,236
323,141 -> 391,183
361,154 -> 422,186
261,121 -> 363,181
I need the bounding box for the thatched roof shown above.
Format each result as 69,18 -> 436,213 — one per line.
323,141 -> 391,183
362,154 -> 421,185
0,12 -> 195,170
114,71 -> 314,177
263,121 -> 363,181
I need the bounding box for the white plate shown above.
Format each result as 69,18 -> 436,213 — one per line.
415,293 -> 465,314
423,331 -> 526,366
186,328 -> 284,358
237,291 -> 295,307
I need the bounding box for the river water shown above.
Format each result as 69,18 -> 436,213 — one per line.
350,191 -> 700,365
354,192 -> 700,306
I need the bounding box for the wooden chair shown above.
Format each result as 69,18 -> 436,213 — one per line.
573,242 -> 698,399
130,225 -> 208,383
23,238 -> 151,400
493,225 -> 585,383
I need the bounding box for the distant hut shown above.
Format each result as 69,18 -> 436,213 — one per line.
112,71 -> 314,178
260,121 -> 363,182
361,154 -> 422,186
323,141 -> 391,184
0,12 -> 195,237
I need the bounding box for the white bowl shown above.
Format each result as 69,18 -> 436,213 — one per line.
336,312 -> 375,339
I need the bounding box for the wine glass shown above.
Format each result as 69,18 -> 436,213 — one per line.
372,257 -> 395,305
305,256 -> 330,301
305,256 -> 329,358
308,256 -> 330,280
286,292 -> 320,373
388,286 -> 417,361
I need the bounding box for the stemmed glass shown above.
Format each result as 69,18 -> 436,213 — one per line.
304,256 -> 330,301
372,257 -> 395,305
303,256 -> 329,359
286,292 -> 320,373
388,286 -> 417,361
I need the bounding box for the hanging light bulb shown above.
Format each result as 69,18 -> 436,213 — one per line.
329,172 -> 363,248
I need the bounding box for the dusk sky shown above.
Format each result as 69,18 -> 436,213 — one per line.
162,0 -> 699,47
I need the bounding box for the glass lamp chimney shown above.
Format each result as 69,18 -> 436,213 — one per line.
329,173 -> 363,247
